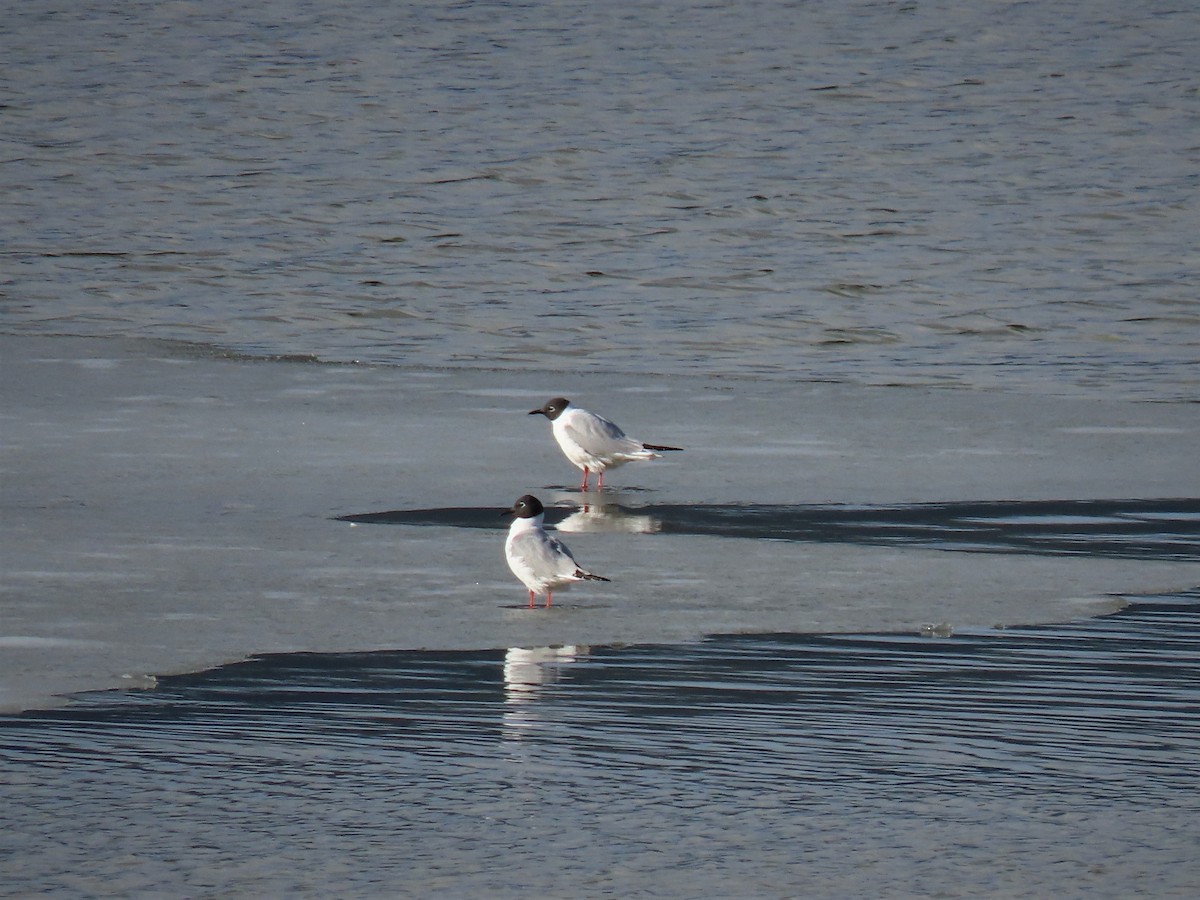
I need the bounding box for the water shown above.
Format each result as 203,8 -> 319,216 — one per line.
3,591 -> 1198,897
349,496 -> 1200,560
3,1 -> 1200,894
2,0 -> 1198,398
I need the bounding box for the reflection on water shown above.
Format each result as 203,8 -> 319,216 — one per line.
503,645 -> 590,701
552,493 -> 662,534
339,496 -> 1200,560
503,645 -> 589,741
3,591 -> 1199,896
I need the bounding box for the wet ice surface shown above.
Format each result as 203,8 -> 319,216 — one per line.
3,344 -> 1199,898
3,336 -> 1198,713
3,591 -> 1199,898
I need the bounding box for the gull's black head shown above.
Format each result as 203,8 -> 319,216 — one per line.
503,494 -> 544,519
529,397 -> 571,421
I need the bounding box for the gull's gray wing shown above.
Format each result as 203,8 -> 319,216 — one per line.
509,529 -> 580,579
564,412 -> 645,456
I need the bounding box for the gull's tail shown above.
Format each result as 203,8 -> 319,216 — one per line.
575,570 -> 611,582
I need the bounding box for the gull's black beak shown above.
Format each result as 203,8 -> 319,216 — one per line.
529,407 -> 546,416
501,507 -> 515,517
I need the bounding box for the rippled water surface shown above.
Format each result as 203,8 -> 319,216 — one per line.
3,0 -> 1198,397
3,590 -> 1198,897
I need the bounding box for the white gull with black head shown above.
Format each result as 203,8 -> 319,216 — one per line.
529,397 -> 683,491
503,494 -> 610,608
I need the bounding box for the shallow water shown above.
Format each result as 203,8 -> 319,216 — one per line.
345,496 -> 1200,560
2,0 -> 1198,398
3,590 -> 1198,898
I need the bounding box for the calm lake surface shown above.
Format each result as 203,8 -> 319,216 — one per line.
2,0 -> 1199,895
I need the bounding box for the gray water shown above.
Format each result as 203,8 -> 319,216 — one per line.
3,1 -> 1200,896
2,0 -> 1198,397
3,591 -> 1199,898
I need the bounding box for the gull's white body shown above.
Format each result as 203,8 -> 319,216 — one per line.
505,511 -> 589,597
503,494 -> 609,608
530,397 -> 682,491
551,405 -> 661,476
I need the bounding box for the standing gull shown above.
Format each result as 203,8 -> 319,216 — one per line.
504,494 -> 610,608
529,396 -> 683,491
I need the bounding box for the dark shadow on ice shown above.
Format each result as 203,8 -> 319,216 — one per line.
336,497 -> 1200,561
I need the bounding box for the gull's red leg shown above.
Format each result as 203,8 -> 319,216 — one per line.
597,470 -> 605,490
580,467 -> 590,492
528,590 -> 535,609
545,591 -> 553,609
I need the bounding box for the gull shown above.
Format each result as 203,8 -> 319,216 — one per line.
529,396 -> 683,491
503,494 -> 610,608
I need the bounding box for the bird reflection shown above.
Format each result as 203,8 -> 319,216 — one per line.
502,645 -> 589,741
549,492 -> 662,534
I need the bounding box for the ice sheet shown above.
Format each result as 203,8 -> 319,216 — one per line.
2,336 -> 1197,711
